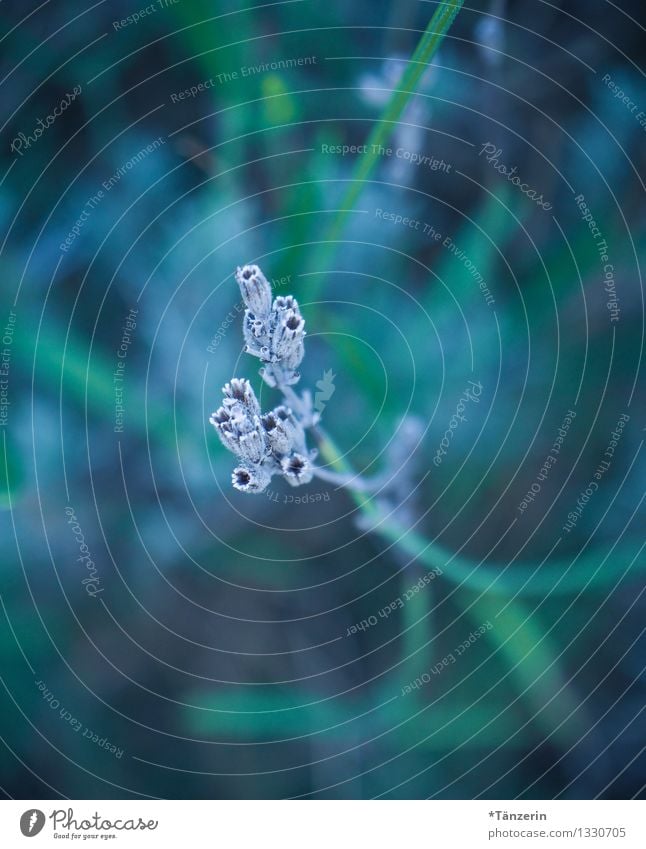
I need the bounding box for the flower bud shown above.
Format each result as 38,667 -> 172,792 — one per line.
273,295 -> 299,312
232,464 -> 271,494
237,426 -> 268,464
281,339 -> 305,371
236,264 -> 272,318
261,405 -> 299,455
210,388 -> 268,463
209,406 -> 240,454
222,378 -> 260,416
281,452 -> 313,486
270,309 -> 306,371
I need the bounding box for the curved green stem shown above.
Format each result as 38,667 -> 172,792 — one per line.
307,0 -> 466,296
315,429 -> 643,597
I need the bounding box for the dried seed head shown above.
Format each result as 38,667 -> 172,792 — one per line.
232,464 -> 271,494
238,282 -> 307,379
277,405 -> 307,451
236,264 -> 272,318
261,405 -> 300,455
210,381 -> 268,462
210,264 -> 319,494
281,452 -> 313,486
281,339 -> 305,371
271,308 -> 305,367
209,406 -> 242,455
261,412 -> 290,455
209,406 -> 230,426
222,378 -> 260,416
236,426 -> 268,464
273,294 -> 299,312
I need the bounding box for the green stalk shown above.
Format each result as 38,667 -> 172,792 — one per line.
307,0 -> 465,294
315,430 -> 643,597
472,593 -> 599,759
316,431 -> 623,756
333,0 -> 464,230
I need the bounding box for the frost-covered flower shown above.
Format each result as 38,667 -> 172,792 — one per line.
222,378 -> 261,415
209,406 -> 239,455
272,309 -> 304,362
232,464 -> 272,494
210,265 -> 318,493
261,406 -> 296,456
281,452 -> 313,487
237,269 -> 306,389
209,384 -> 269,465
236,427 -> 267,465
236,264 -> 272,318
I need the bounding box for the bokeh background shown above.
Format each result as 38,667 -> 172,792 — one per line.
1,0 -> 644,799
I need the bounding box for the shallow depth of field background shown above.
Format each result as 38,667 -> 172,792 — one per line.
1,0 -> 644,799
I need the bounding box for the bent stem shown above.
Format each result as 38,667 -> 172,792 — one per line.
315,431 -> 634,755
313,429 -> 644,598
310,456 -> 390,493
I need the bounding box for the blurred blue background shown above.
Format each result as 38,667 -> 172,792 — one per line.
0,0 -> 644,799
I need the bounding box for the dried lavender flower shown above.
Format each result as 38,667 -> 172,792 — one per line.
232,464 -> 272,494
210,265 -> 313,491
211,262 -> 418,498
261,409 -> 292,456
209,406 -> 239,455
236,427 -> 267,465
209,397 -> 268,464
281,452 -> 313,487
236,270 -> 307,388
271,308 -> 305,364
262,405 -> 308,456
222,378 -> 260,416
236,264 -> 272,318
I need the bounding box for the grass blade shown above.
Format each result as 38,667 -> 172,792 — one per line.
307,0 -> 466,292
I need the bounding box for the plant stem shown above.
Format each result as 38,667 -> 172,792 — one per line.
311,461 -> 389,493
313,428 -> 644,597
306,0 -> 466,296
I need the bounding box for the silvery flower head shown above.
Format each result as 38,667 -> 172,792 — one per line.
209,393 -> 268,465
239,271 -> 306,386
271,304 -> 305,367
222,377 -> 260,416
261,405 -> 303,457
236,264 -> 272,318
281,452 -> 313,487
232,463 -> 272,494
235,425 -> 267,465
210,264 -> 321,495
